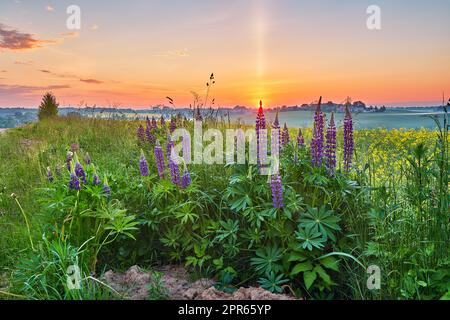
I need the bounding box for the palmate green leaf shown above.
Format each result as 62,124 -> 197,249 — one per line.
299,206 -> 341,241
304,270 -> 317,290
250,246 -> 283,275
258,271 -> 289,294
295,227 -> 326,251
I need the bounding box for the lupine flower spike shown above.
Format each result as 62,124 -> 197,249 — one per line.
103,176 -> 111,197
68,162 -> 80,191
256,100 -> 267,168
151,116 -> 157,129
297,128 -> 305,148
168,150 -> 180,186
170,117 -> 176,133
139,150 -> 149,177
325,112 -> 337,175
47,167 -> 54,183
137,125 -> 145,143
74,154 -> 87,183
160,116 -> 166,127
344,105 -> 354,172
270,173 -> 284,209
282,123 -> 290,146
154,140 -> 165,179
181,164 -> 191,189
146,123 -> 156,144
84,153 -> 91,165
166,134 -> 175,160
310,96 -> 325,167
66,151 -> 73,171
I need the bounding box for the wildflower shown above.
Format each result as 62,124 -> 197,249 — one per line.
166,134 -> 175,161
282,123 -> 290,146
84,153 -> 91,165
75,161 -> 87,183
311,97 -> 324,167
137,125 -> 145,143
151,116 -> 157,129
270,173 -> 284,209
256,100 -> 267,168
181,165 -> 191,189
168,151 -> 180,185
297,128 -> 305,148
344,105 -> 354,171
154,140 -> 165,179
325,112 -> 337,175
66,151 -> 73,171
160,116 -> 166,127
69,172 -> 80,190
146,125 -> 156,144
139,151 -> 149,177
146,116 -> 152,130
170,117 -> 176,133
47,167 -> 54,183
103,177 -> 111,197
93,174 -> 101,186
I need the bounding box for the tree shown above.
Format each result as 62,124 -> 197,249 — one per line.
38,92 -> 59,120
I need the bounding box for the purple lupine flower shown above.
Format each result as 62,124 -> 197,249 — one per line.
66,151 -> 73,171
181,166 -> 191,189
93,174 -> 101,186
103,181 -> 111,197
139,151 -> 149,177
160,116 -> 166,127
344,105 -> 354,172
137,125 -> 145,143
325,113 -> 337,175
310,97 -> 325,167
75,161 -> 87,183
69,172 -> 80,190
151,116 -> 157,129
297,128 -> 305,148
84,153 -> 91,165
170,117 -> 176,133
146,125 -> 156,144
270,173 -> 284,209
146,116 -> 152,130
168,153 -> 180,185
154,140 -> 165,179
256,100 -> 267,168
47,167 -> 54,183
166,134 -> 175,162
282,123 -> 290,146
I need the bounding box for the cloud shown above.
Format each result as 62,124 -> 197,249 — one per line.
59,31 -> 79,38
91,25 -> 99,31
0,84 -> 70,97
0,24 -> 56,51
38,69 -> 51,73
46,5 -> 55,12
154,49 -> 190,58
80,78 -> 103,84
14,60 -> 33,65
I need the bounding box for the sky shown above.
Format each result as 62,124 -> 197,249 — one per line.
0,0 -> 449,108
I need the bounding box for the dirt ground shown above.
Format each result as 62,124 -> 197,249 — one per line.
103,265 -> 297,300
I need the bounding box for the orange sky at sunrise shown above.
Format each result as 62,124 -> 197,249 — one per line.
0,0 -> 449,108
